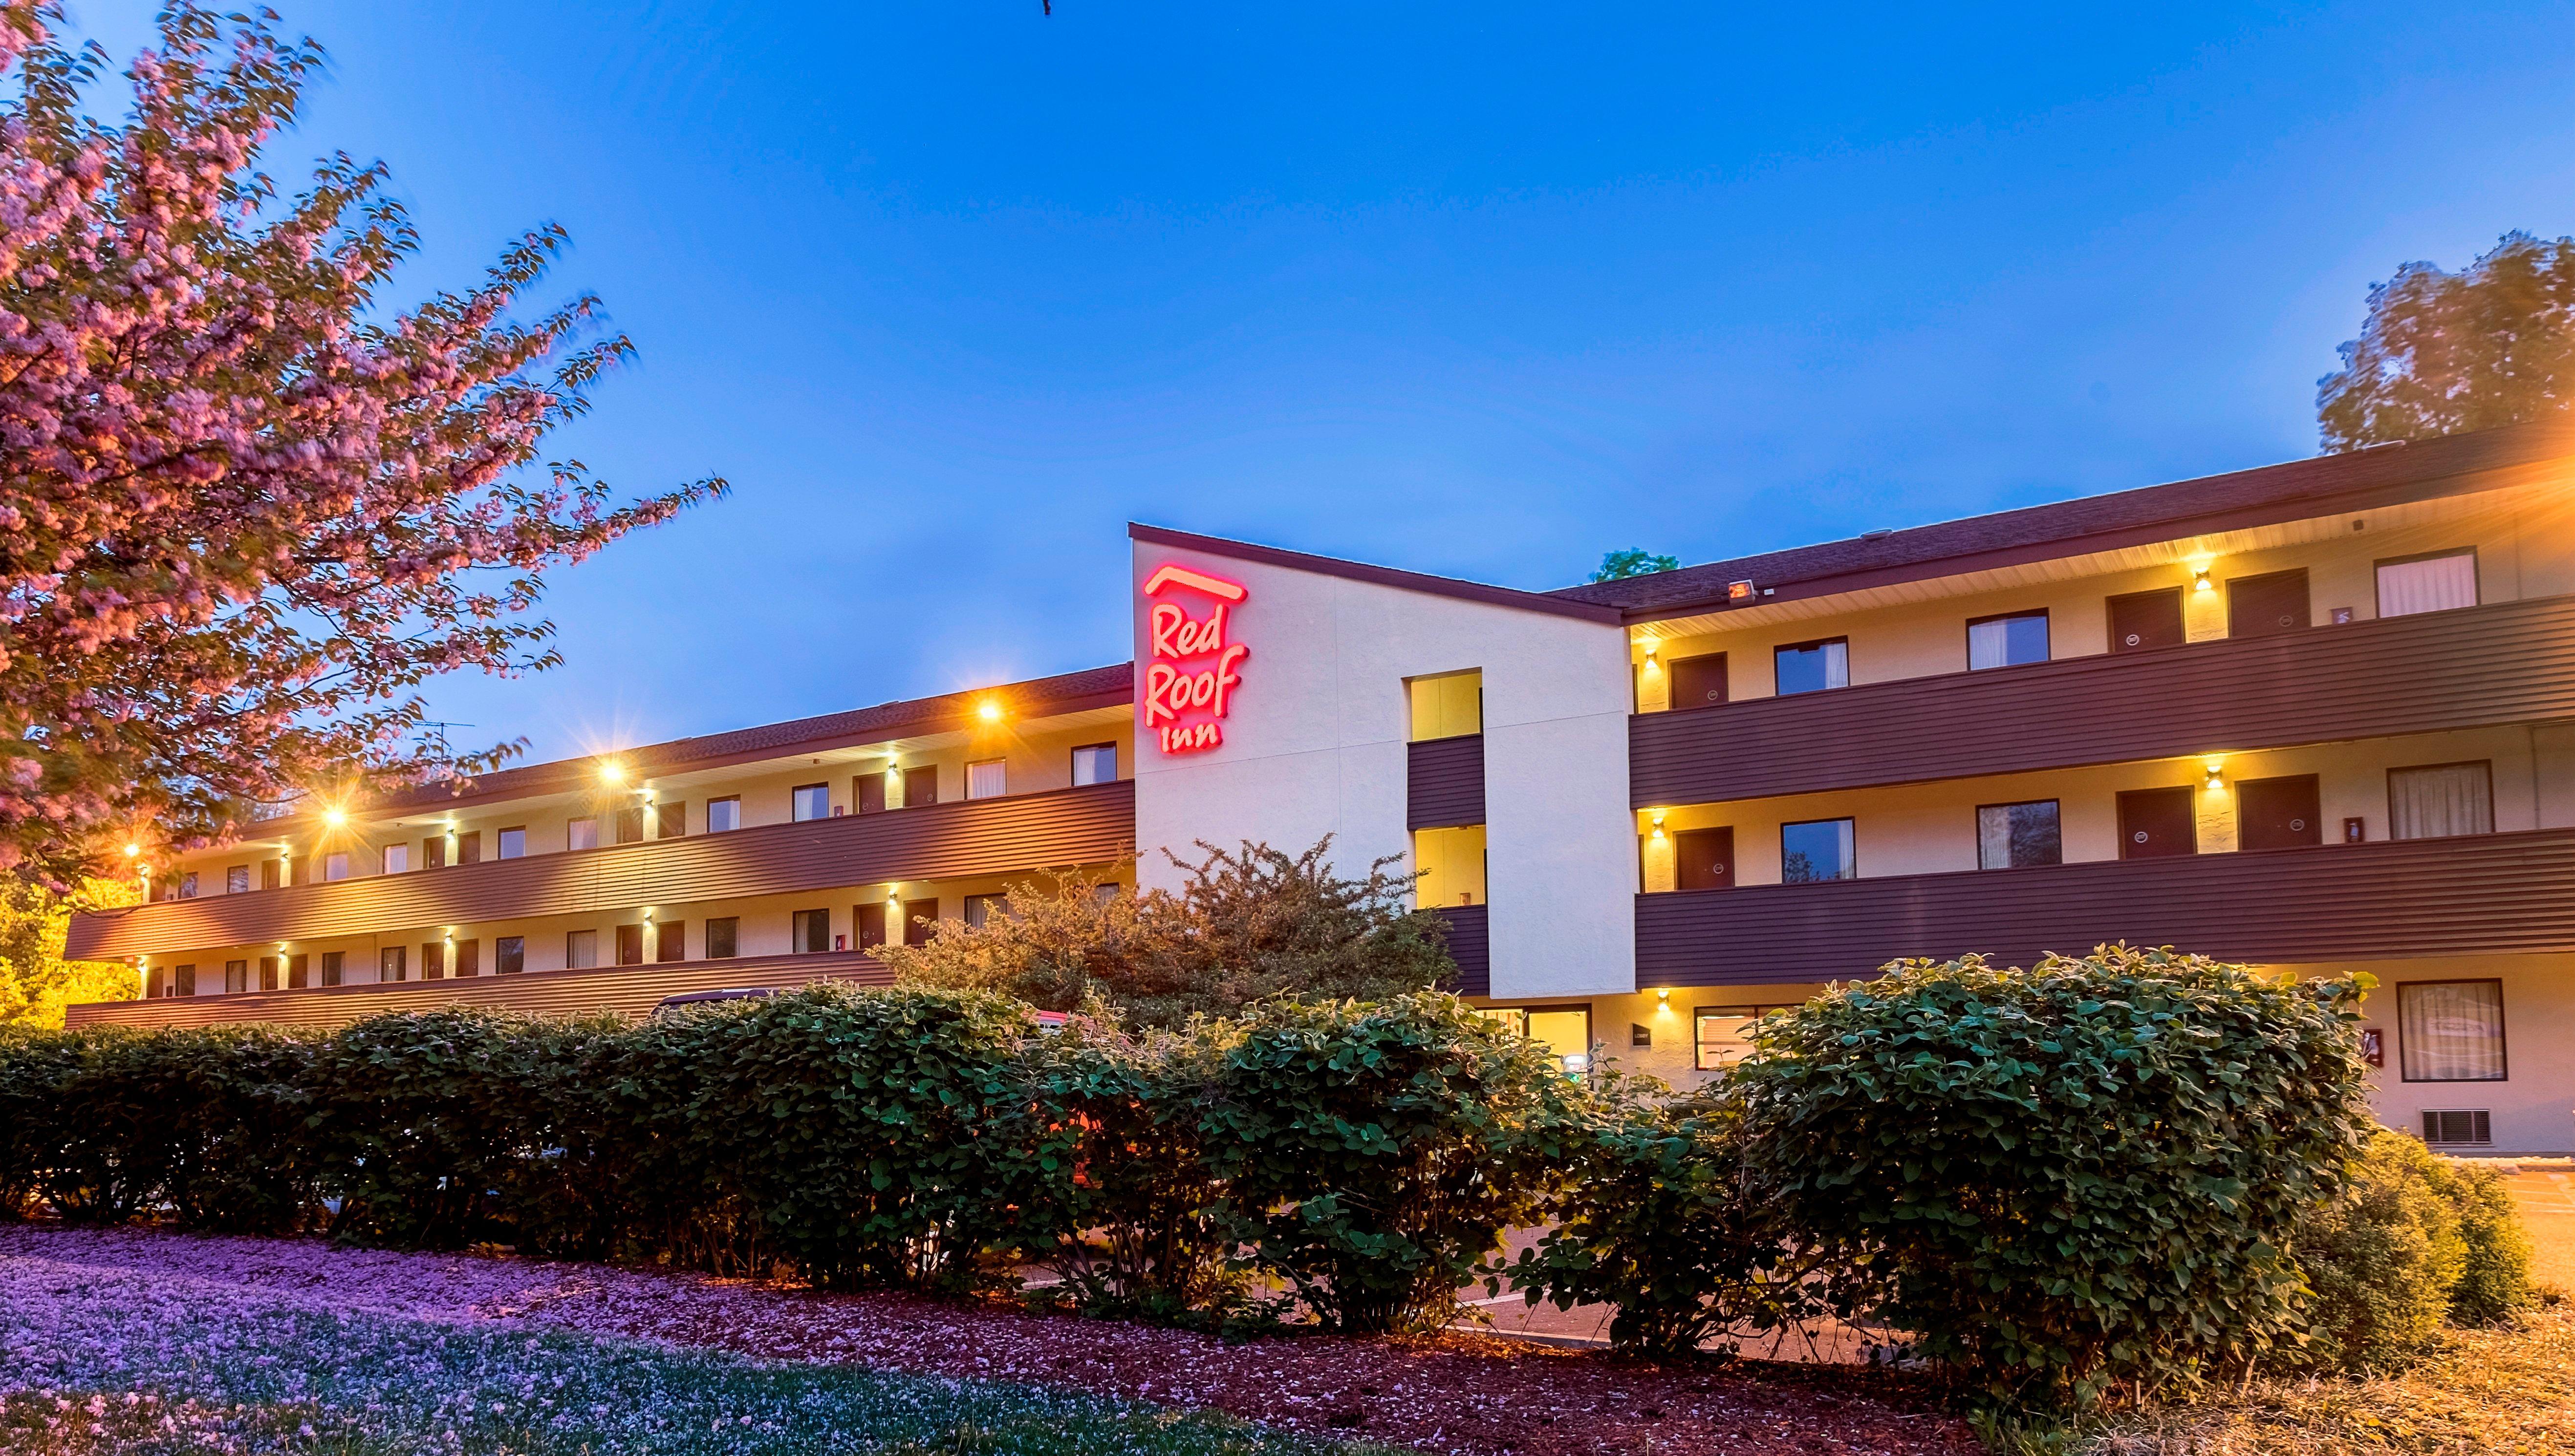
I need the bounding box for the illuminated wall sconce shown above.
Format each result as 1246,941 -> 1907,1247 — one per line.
2203,759 -> 2225,790
2191,567 -> 2214,593
1655,987 -> 1671,1004
1649,812 -> 1668,840
1639,638 -> 1660,662
641,908 -> 655,922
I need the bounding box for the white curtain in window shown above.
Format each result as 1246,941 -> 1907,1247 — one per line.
1820,639 -> 1849,689
968,760 -> 1007,800
2388,762 -> 2493,840
2376,552 -> 2478,618
2398,981 -> 2506,1081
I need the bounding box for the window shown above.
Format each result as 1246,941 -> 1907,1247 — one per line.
453,940 -> 478,978
1481,1006 -> 1593,1073
319,952 -> 341,988
655,921 -> 685,963
966,759 -> 1007,800
174,964 -> 197,996
2422,1110 -> 2493,1147
494,937 -> 524,976
1694,1006 -> 1790,1071
1780,818 -> 1855,883
178,872 -> 198,899
565,929 -> 597,970
457,830 -> 483,865
855,772 -> 887,814
1773,638 -> 1849,696
222,959 -> 248,993
1411,824 -> 1487,907
654,800 -> 685,838
323,852 -> 349,882
791,784 -> 830,822
857,901 -> 888,949
1071,743 -> 1118,786
615,923 -> 644,966
383,843 -> 410,874
567,817 -> 598,852
704,918 -> 738,959
612,806 -> 646,845
2389,762 -> 2493,840
1407,669 -> 1484,742
1967,611 -> 2049,670
378,946 -> 406,983
1976,800 -> 2061,870
226,865 -> 250,895
963,893 -> 1004,928
903,898 -> 939,947
902,766 -> 938,808
1668,653 -> 1728,710
2377,548 -> 2478,618
2398,980 -> 2506,1082
791,908 -> 831,953
491,828 -> 519,860
707,796 -> 741,833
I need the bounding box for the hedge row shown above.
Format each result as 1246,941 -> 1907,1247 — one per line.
0,949 -> 2520,1413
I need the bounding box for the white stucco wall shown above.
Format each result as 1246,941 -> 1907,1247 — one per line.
1130,539 -> 1639,1000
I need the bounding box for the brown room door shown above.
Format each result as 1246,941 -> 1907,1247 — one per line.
903,898 -> 939,946
2117,786 -> 2198,858
857,901 -> 888,949
2237,773 -> 2322,852
903,766 -> 938,808
1667,653 -> 1728,710
2106,587 -> 2186,653
1673,826 -> 1735,890
2227,568 -> 2311,639
855,771 -> 887,815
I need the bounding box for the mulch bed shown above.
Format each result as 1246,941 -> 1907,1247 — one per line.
0,1225 -> 1975,1456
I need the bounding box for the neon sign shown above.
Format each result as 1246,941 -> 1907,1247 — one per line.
1141,563 -> 1249,754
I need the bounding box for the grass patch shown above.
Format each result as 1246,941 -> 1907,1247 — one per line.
0,1284 -> 1390,1456
2078,1305 -> 2575,1455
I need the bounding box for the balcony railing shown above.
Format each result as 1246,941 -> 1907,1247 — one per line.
1630,592 -> 2575,807
63,950 -> 893,1031
1433,903 -> 1489,997
69,780 -> 1136,961
1635,825 -> 2575,985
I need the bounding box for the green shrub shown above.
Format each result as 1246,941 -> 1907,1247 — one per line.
630,984 -> 1033,1293
1732,945 -> 2376,1410
998,1018 -> 1241,1322
1197,991 -> 1584,1334
2291,1131 -> 2466,1372
2422,1153 -> 2535,1326
1490,1078 -> 1820,1360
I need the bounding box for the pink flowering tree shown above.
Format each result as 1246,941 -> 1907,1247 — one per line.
0,1 -> 724,882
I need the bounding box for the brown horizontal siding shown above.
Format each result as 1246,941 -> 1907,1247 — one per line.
1632,593 -> 2575,808
71,781 -> 1135,961
1635,825 -> 2575,985
1407,735 -> 1487,830
62,951 -> 894,1031
1435,903 -> 1490,997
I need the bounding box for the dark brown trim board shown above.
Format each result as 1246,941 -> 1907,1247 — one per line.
1129,523 -> 1625,624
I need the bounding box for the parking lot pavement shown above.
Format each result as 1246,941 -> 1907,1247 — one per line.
2497,1160 -> 2575,1292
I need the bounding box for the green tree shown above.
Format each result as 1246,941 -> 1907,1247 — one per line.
1590,548 -> 1681,581
877,839 -> 1455,1028
2318,231 -> 2575,450
0,875 -> 138,1027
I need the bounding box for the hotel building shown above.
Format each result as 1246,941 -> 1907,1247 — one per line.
70,422 -> 2575,1155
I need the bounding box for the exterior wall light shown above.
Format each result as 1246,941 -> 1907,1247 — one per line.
598,760 -> 627,786
2204,760 -> 2225,789
123,842 -> 141,857
1639,639 -> 1659,660
2192,567 -> 2214,593
1656,987 -> 1671,1003
322,808 -> 347,828
1649,812 -> 1667,840
977,699 -> 1004,723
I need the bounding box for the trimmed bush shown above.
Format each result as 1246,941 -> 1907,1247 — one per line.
1198,991 -> 1585,1334
1731,945 -> 2377,1409
2293,1131 -> 2537,1371
1491,1079 -> 1819,1361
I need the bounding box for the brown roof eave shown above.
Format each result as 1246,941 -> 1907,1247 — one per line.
1129,522 -> 1626,625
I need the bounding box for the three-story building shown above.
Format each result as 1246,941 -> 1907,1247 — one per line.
71,420 -> 2575,1154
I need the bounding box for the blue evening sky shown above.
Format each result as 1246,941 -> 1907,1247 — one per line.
61,2 -> 2575,763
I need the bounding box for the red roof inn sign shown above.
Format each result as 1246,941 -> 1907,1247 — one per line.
1142,563 -> 1249,755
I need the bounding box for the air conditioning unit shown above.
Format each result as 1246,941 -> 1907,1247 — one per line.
2421,1109 -> 2492,1146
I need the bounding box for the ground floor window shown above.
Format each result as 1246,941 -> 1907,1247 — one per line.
2397,979 -> 2506,1082
1480,1006 -> 1593,1073
792,908 -> 831,953
1694,1005 -> 1792,1071
564,930 -> 596,970
1780,818 -> 1855,882
492,938 -> 522,975
1975,800 -> 2060,870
